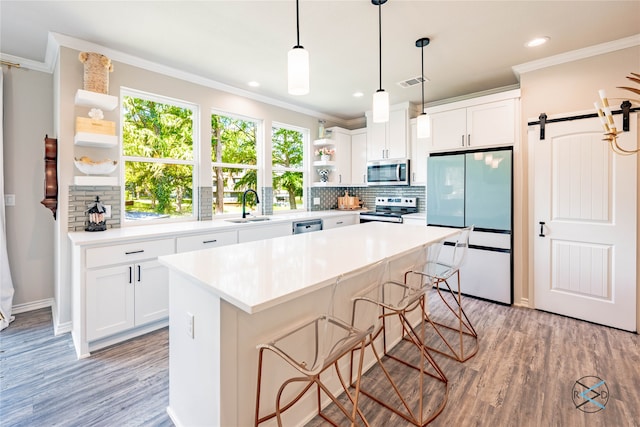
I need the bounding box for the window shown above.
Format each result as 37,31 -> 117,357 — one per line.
272,124 -> 306,211
122,91 -> 197,222
211,113 -> 259,215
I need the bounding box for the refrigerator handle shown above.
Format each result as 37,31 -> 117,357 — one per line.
539,221 -> 546,237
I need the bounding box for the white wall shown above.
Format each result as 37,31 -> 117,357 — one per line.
2,67 -> 55,310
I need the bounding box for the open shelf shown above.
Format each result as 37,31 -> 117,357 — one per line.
74,133 -> 118,148
313,160 -> 336,167
73,176 -> 118,186
75,89 -> 118,111
313,138 -> 334,147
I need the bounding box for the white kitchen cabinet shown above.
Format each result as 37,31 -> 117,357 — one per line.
238,222 -> 292,243
72,237 -> 175,357
429,97 -> 517,151
176,230 -> 238,253
322,214 -> 358,229
312,127 -> 351,186
350,128 -> 367,185
409,120 -> 429,185
366,104 -> 411,161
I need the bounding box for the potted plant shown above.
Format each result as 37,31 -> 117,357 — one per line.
315,147 -> 335,161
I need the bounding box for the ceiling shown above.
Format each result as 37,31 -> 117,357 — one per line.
1,1 -> 639,123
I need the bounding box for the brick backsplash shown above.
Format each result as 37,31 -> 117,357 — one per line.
308,186 -> 425,212
68,186 -> 121,232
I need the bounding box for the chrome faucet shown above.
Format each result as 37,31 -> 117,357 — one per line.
241,189 -> 260,218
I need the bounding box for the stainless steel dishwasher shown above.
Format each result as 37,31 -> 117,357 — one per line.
292,218 -> 323,234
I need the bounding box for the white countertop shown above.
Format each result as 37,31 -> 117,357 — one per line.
67,210 -> 357,246
158,222 -> 457,314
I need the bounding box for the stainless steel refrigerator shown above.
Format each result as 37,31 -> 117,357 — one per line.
427,147 -> 512,304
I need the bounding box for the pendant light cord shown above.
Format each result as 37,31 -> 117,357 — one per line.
378,1 -> 382,91
421,44 -> 425,110
295,0 -> 301,48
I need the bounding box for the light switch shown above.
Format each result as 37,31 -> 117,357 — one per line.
313,197 -> 320,205
4,194 -> 15,206
104,205 -> 112,218
186,312 -> 194,338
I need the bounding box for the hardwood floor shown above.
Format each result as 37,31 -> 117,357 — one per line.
1,294 -> 638,427
0,308 -> 172,427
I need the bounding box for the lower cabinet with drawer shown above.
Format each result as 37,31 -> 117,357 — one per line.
322,214 -> 358,229
71,238 -> 175,358
176,230 -> 237,253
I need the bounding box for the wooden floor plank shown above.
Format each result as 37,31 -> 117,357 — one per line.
1,292 -> 639,427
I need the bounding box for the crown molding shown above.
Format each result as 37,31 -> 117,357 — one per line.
44,32 -> 349,126
513,33 -> 640,77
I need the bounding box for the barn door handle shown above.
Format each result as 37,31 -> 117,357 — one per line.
539,221 -> 546,237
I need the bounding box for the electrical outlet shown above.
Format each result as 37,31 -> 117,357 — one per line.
4,194 -> 15,206
186,312 -> 194,339
313,197 -> 320,205
104,205 -> 112,218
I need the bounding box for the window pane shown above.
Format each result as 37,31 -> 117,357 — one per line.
211,115 -> 257,165
272,126 -> 305,211
212,167 -> 258,215
272,171 -> 303,211
124,161 -> 193,220
211,114 -> 258,216
123,96 -> 194,160
272,127 -> 303,168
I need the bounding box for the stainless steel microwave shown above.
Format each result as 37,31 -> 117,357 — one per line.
366,159 -> 410,186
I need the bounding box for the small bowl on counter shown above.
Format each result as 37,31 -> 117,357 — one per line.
74,157 -> 118,175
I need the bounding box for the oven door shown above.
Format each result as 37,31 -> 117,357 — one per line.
359,213 -> 403,224
367,159 -> 409,186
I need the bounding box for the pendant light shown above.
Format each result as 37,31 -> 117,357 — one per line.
416,37 -> 431,138
372,0 -> 389,123
288,0 -> 309,95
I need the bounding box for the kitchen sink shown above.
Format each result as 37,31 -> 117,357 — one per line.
225,217 -> 271,224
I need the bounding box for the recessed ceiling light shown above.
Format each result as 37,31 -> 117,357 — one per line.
248,81 -> 260,87
353,91 -> 364,98
526,36 -> 550,47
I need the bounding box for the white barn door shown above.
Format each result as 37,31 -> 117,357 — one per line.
532,114 -> 637,332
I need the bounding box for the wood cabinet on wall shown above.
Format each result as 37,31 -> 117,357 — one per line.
365,103 -> 412,161
427,90 -> 519,152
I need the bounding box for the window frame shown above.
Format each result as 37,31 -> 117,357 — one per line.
271,121 -> 308,213
120,87 -> 199,226
210,110 -> 263,218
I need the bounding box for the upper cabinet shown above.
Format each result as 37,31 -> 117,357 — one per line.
350,128 -> 367,186
427,90 -> 519,152
365,103 -> 413,161
409,120 -> 429,186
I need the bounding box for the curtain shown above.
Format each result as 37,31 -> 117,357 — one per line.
0,70 -> 15,331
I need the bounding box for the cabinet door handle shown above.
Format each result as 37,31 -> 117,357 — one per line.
363,174 -> 366,183
125,250 -> 144,255
468,134 -> 471,146
461,135 -> 465,146
129,266 -> 133,284
202,239 -> 218,244
412,172 -> 415,182
137,265 -> 141,282
539,221 -> 546,237
339,174 -> 342,183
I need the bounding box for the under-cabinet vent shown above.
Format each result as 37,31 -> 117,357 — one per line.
397,76 -> 429,89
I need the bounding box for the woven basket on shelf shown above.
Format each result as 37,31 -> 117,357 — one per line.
78,52 -> 113,94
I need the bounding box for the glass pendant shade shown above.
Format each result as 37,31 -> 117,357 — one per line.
417,112 -> 431,138
372,90 -> 389,123
288,46 -> 309,95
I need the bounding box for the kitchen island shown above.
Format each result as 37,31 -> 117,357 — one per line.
158,222 -> 457,427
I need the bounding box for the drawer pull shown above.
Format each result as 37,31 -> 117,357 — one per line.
125,250 -> 144,255
336,221 -> 343,225
203,239 -> 218,244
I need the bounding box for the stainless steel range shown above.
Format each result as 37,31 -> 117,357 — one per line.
359,197 -> 418,224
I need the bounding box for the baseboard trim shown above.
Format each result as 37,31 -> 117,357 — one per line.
52,301 -> 73,336
12,298 -> 53,314
514,297 -> 530,308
